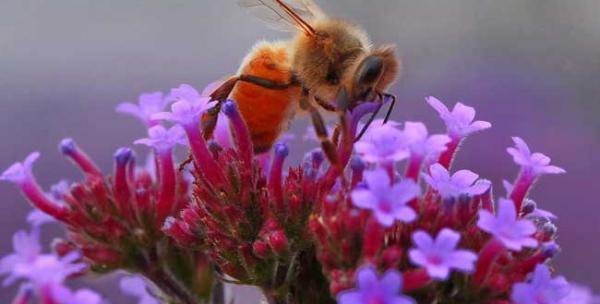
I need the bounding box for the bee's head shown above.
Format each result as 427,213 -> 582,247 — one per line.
292,19 -> 370,101
293,20 -> 399,108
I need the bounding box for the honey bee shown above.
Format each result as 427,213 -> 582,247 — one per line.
204,0 -> 400,166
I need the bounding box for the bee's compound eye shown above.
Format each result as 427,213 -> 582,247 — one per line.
326,69 -> 340,85
357,56 -> 384,85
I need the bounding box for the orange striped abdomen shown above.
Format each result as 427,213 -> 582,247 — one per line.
231,41 -> 301,153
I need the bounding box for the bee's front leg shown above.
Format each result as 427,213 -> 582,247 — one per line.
300,90 -> 340,171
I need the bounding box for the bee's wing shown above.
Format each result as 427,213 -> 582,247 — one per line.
237,0 -> 323,35
293,0 -> 325,18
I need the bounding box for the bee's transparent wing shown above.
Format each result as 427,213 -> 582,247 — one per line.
294,0 -> 325,18
237,0 -> 324,34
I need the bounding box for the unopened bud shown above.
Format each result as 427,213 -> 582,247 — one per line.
252,240 -> 270,258
267,230 -> 289,254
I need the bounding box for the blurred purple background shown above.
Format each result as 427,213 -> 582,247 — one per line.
1,0 -> 599,302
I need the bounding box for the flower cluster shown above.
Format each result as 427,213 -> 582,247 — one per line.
310,97 -> 572,303
1,88 -> 212,303
1,82 -> 595,304
0,211 -> 104,304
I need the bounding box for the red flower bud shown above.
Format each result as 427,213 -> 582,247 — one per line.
252,240 -> 270,258
267,230 -> 289,254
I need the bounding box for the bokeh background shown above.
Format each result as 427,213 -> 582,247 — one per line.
1,0 -> 599,302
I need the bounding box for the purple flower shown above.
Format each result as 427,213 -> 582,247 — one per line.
12,252 -> 86,286
26,209 -> 55,228
1,226 -> 86,288
0,152 -> 39,186
52,285 -> 105,304
511,264 -> 570,304
134,125 -> 187,152
355,122 -> 409,165
166,84 -> 202,103
152,99 -> 212,129
560,283 -> 600,304
477,198 -> 538,251
507,137 -> 566,176
426,96 -> 491,138
120,275 -> 159,304
337,265 -> 416,304
0,228 -> 42,286
408,228 -> 477,280
422,163 -> 491,198
116,92 -> 170,126
401,122 -> 451,160
350,168 -> 420,227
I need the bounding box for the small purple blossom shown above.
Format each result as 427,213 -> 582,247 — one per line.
26,209 -> 55,228
0,152 -> 39,186
12,252 -> 86,287
408,228 -> 477,280
354,121 -> 409,165
52,285 -> 105,304
0,228 -> 41,286
426,96 -> 491,139
511,264 -> 570,304
477,198 -> 538,251
401,121 -> 450,160
560,283 -> 600,304
507,137 -> 566,176
167,84 -> 202,103
422,163 -> 491,198
120,275 -> 160,304
337,265 -> 416,304
350,168 -> 420,227
0,226 -> 86,289
134,125 -> 187,152
152,98 -> 211,129
116,92 -> 170,126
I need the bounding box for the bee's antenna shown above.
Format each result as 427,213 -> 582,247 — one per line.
383,93 -> 397,124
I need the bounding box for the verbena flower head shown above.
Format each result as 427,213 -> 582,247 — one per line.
507,137 -> 566,176
350,168 -> 420,226
511,264 -> 570,304
408,229 -> 477,280
2,82 -> 584,303
0,213 -> 105,303
477,198 -> 538,251
337,265 -> 416,304
116,92 -> 170,126
422,163 -> 491,198
354,121 -> 409,165
426,96 -> 491,139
